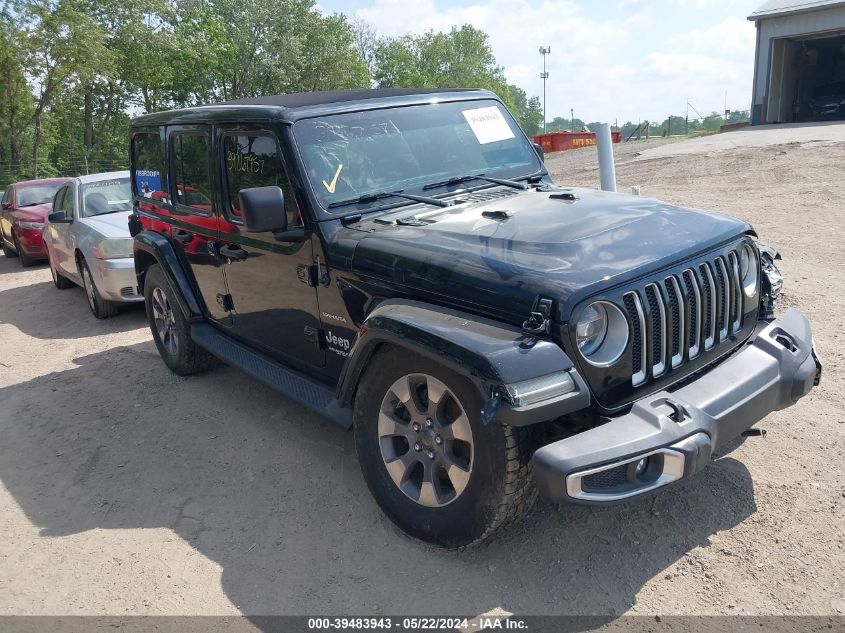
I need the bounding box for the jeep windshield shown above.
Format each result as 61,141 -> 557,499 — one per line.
293,99 -> 542,212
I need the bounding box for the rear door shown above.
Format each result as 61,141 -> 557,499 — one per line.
166,125 -> 231,325
215,125 -> 324,368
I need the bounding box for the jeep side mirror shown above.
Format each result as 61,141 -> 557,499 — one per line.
1,201 -> 10,210
48,210 -> 72,223
238,186 -> 287,233
533,143 -> 545,162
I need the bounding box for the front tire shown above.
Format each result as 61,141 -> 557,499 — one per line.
49,251 -> 74,289
1,234 -> 16,258
80,258 -> 118,318
15,234 -> 36,267
143,263 -> 214,376
354,347 -> 537,548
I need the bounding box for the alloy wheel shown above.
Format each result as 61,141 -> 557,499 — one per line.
151,286 -> 178,356
82,266 -> 97,312
378,373 -> 474,507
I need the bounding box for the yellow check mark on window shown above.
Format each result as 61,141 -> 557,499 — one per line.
322,163 -> 343,193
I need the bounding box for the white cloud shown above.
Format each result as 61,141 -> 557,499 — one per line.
353,1 -> 757,124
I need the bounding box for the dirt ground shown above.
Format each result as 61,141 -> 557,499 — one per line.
0,126 -> 843,619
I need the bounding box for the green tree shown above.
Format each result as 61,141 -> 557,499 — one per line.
0,24 -> 33,184
372,25 -> 542,134
17,0 -> 114,177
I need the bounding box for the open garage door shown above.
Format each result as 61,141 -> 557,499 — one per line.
768,33 -> 845,123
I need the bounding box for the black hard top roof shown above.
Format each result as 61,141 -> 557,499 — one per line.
217,87 -> 480,108
131,87 -> 492,127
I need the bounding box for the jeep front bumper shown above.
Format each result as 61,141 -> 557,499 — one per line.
531,308 -> 821,504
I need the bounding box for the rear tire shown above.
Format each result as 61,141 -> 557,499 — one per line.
354,347 -> 537,548
80,258 -> 119,318
143,263 -> 215,376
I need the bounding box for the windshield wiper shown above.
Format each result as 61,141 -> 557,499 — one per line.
327,189 -> 452,210
422,173 -> 529,191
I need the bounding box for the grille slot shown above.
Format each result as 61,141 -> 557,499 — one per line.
645,284 -> 666,377
623,292 -> 646,386
120,286 -> 137,298
620,249 -> 744,388
462,188 -> 519,203
682,269 -> 701,359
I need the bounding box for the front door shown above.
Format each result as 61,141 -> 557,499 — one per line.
48,184 -> 76,277
215,126 -> 324,368
166,125 -> 231,325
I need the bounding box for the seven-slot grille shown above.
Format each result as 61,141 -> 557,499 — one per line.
622,249 -> 745,387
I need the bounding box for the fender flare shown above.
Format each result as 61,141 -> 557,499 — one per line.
336,300 -> 590,424
133,230 -> 203,320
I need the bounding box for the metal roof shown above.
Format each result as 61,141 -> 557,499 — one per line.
75,170 -> 129,185
748,0 -> 845,20
131,88 -> 492,127
215,87 -> 480,109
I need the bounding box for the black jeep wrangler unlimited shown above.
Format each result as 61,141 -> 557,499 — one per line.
128,88 -> 821,547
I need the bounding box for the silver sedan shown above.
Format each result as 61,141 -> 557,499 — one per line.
43,171 -> 142,318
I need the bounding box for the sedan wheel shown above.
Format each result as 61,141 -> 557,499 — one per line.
80,259 -> 118,318
50,252 -> 73,289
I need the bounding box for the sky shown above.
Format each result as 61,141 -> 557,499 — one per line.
317,0 -> 764,125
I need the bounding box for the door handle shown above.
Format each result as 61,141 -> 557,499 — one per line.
218,244 -> 248,261
172,228 -> 193,245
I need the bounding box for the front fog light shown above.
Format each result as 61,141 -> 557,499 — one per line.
635,457 -> 649,475
503,371 -> 575,407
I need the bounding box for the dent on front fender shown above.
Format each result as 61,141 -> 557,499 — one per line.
336,299 -> 589,425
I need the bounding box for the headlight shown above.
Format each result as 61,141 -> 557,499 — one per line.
17,221 -> 45,230
575,301 -> 629,366
740,243 -> 758,297
93,238 -> 134,259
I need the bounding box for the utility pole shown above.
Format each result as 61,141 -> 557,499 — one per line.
539,46 -> 550,133
685,98 -> 689,135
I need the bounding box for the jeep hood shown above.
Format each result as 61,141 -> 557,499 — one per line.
348,187 -> 751,323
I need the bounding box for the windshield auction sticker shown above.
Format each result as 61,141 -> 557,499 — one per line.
462,106 -> 515,144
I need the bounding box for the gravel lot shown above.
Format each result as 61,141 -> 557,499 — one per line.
0,125 -> 843,619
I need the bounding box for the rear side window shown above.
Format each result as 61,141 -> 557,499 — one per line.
223,133 -> 300,226
132,132 -> 166,199
172,133 -> 213,212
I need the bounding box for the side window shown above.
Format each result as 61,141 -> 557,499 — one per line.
172,133 -> 213,212
132,132 -> 167,200
55,186 -> 73,218
223,133 -> 301,227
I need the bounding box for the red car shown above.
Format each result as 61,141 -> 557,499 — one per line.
0,178 -> 68,266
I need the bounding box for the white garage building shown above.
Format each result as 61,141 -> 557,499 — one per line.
749,0 -> 845,124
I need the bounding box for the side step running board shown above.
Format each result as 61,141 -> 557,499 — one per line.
191,323 -> 352,429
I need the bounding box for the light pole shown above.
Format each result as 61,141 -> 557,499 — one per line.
570,108 -> 574,129
539,46 -> 550,132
